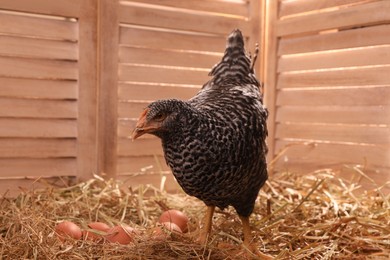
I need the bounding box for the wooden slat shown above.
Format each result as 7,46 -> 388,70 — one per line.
118,101 -> 149,119
275,123 -> 390,144
278,24 -> 390,55
276,86 -> 390,106
117,172 -> 180,192
0,77 -> 77,99
278,66 -> 390,89
274,140 -> 390,168
275,106 -> 390,125
0,12 -> 78,41
0,158 -> 77,177
117,138 -> 164,156
279,0 -> 372,18
119,64 -> 209,85
0,56 -> 78,80
0,98 -> 78,118
119,46 -> 220,69
0,35 -> 78,60
118,83 -> 199,101
0,138 -> 77,158
278,45 -> 390,72
120,27 -> 226,52
0,0 -> 81,18
122,0 -> 248,17
276,1 -> 390,36
0,118 -> 77,138
118,4 -> 249,36
117,155 -> 169,173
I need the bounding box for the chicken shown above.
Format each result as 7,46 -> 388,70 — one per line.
132,29 -> 270,258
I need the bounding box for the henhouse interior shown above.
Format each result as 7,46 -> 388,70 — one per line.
0,0 -> 389,259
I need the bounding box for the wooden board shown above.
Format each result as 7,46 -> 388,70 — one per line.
0,12 -> 78,41
0,56 -> 78,80
118,101 -> 149,119
0,98 -> 78,118
278,66 -> 390,89
117,138 -> 164,156
122,0 -> 248,17
118,83 -> 199,101
119,46 -> 220,69
117,155 -> 169,173
118,4 -> 249,36
0,35 -> 78,60
275,123 -> 390,144
0,118 -> 77,138
275,105 -> 390,125
0,158 -> 77,177
278,24 -> 390,55
0,138 -> 77,158
276,1 -> 390,36
120,26 -> 226,52
276,86 -> 390,106
278,45 -> 390,72
0,77 -> 77,99
118,64 -> 209,85
117,172 -> 180,192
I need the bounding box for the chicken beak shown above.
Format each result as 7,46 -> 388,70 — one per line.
131,108 -> 149,140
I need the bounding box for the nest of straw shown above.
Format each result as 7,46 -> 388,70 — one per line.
0,169 -> 389,259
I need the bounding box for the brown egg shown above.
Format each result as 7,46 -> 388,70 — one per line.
105,225 -> 137,245
55,221 -> 82,242
151,222 -> 182,240
83,222 -> 110,241
158,209 -> 189,232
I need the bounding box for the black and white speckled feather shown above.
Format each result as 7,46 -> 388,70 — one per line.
140,29 -> 268,217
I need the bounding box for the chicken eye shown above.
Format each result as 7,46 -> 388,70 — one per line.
154,112 -> 165,121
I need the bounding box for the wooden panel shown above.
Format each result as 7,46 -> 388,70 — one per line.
0,12 -> 78,41
122,0 -> 248,17
0,98 -> 78,118
120,27 -> 226,52
0,158 -> 77,177
0,77 -> 78,99
118,83 -> 199,101
118,101 -> 149,119
0,35 -> 78,60
118,4 -> 249,36
278,45 -> 390,72
0,138 -> 77,158
117,173 -> 180,192
278,24 -> 390,55
275,123 -> 390,144
280,0 -> 371,18
119,46 -> 220,69
117,155 -> 169,173
0,118 -> 77,138
274,141 -> 390,168
0,56 -> 78,80
0,0 -> 81,18
278,66 -> 390,89
117,138 -> 164,156
275,106 -> 390,125
276,86 -> 390,106
276,1 -> 390,36
119,64 -> 209,85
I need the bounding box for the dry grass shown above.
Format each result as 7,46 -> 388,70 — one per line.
0,169 -> 389,259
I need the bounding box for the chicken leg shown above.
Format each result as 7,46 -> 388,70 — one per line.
198,205 -> 215,244
239,215 -> 273,260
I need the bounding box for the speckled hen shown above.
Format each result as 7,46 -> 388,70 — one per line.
132,29 -> 270,258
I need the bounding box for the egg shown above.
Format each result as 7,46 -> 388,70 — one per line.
83,222 -> 110,241
55,221 -> 82,242
105,225 -> 137,245
151,222 -> 182,240
158,209 -> 189,232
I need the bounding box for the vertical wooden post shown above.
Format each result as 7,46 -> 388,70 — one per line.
77,0 -> 99,181
97,0 -> 119,178
248,0 -> 261,80
263,0 -> 279,172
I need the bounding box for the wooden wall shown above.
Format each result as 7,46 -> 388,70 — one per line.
0,0 -> 262,195
264,0 -> 390,184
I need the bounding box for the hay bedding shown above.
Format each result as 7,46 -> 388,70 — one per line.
0,170 -> 389,259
